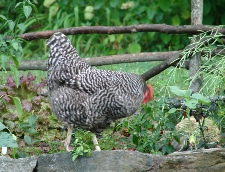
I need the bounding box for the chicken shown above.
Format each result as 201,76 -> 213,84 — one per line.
46,32 -> 153,151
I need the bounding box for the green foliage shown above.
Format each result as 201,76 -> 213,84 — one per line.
0,121 -> 18,148
0,0 -> 192,60
169,86 -> 210,109
169,30 -> 225,96
0,0 -> 38,90
71,129 -> 93,160
0,73 -> 65,157
167,86 -> 221,149
0,0 -> 225,61
112,101 -> 179,155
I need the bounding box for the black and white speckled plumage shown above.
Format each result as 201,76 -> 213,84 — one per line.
47,32 -> 148,134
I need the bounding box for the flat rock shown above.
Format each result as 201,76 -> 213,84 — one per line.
0,156 -> 37,172
37,150 -> 163,172
159,148 -> 225,172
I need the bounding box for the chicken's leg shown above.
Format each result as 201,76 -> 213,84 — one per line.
92,134 -> 101,151
64,125 -> 73,151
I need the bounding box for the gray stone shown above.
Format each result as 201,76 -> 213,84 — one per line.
37,150 -> 163,172
0,156 -> 37,172
1,148 -> 225,172
159,148 -> 225,172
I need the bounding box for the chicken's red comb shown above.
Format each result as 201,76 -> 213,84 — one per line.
142,84 -> 153,104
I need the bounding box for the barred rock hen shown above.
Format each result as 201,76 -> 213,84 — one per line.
46,32 -> 153,151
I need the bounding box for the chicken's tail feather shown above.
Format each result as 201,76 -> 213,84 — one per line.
47,32 -> 79,67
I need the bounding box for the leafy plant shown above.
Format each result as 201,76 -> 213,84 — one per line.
0,121 -> 18,148
0,0 -> 38,85
167,86 -> 221,149
71,129 -> 93,160
113,100 -> 180,155
0,72 -> 66,157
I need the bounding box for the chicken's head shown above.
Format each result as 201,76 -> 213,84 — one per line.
142,84 -> 153,104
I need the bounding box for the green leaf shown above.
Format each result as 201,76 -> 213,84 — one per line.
128,43 -> 141,53
10,66 -> 20,87
12,41 -> 19,51
158,0 -> 172,12
147,8 -> 155,20
8,20 -> 15,31
23,5 -> 32,18
72,154 -> 78,161
17,23 -> 26,33
0,122 -> 7,131
160,34 -> 172,44
172,15 -> 180,26
191,93 -> 210,104
165,122 -> 175,129
182,9 -> 190,19
110,0 -> 119,8
27,1 -> 38,14
173,135 -> 180,143
169,86 -> 192,97
217,38 -> 223,44
185,99 -> 198,109
0,54 -> 9,70
132,135 -> 139,145
27,128 -> 37,135
0,14 -> 7,21
24,135 -> 32,145
28,114 -> 37,126
116,34 -> 123,43
12,97 -> 23,119
167,108 -> 177,114
17,150 -> 28,158
10,54 -> 20,69
15,2 -> 22,9
0,132 -> 18,147
108,35 -> 115,42
162,144 -> 174,154
203,1 -> 211,15
94,0 -> 104,9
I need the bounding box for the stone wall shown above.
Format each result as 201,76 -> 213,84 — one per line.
0,148 -> 225,172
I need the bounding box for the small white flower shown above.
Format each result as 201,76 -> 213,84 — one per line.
120,1 -> 134,10
84,6 -> 94,20
84,12 -> 94,20
85,6 -> 94,13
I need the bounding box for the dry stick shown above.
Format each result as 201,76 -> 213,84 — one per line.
17,24 -> 225,41
4,36 -> 223,81
141,53 -> 182,81
189,0 -> 203,93
4,45 -> 224,80
4,51 -> 181,71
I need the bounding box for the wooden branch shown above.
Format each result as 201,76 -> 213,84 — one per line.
3,51 -> 180,71
17,24 -> 225,41
3,47 -> 224,81
141,53 -> 182,81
